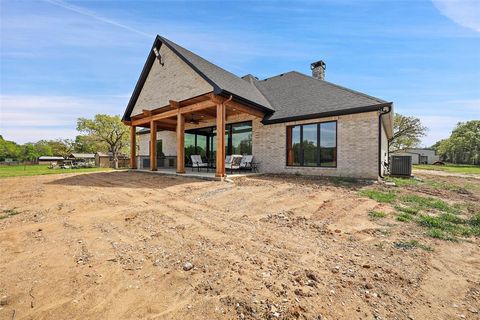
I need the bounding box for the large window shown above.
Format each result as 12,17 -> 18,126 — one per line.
185,121 -> 252,166
286,121 -> 337,167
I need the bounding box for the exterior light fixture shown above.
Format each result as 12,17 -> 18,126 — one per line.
152,47 -> 164,65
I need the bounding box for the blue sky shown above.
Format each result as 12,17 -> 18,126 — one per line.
1,0 -> 479,145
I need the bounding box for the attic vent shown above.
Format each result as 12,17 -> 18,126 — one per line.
310,60 -> 326,80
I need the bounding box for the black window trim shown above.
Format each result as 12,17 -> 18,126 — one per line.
286,120 -> 337,168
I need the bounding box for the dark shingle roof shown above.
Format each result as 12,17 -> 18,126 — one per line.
124,35 -> 391,123
159,36 -> 273,112
252,71 -> 388,122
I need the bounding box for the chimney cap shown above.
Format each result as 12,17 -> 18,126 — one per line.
310,60 -> 326,70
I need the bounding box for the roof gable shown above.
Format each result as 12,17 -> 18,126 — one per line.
123,35 -> 273,121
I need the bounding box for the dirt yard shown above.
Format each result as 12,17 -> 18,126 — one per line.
0,171 -> 479,320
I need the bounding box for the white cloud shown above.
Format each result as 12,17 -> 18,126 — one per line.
432,0 -> 480,32
0,95 -> 127,143
44,0 -> 150,38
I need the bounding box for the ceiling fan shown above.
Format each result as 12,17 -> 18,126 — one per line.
186,113 -> 207,124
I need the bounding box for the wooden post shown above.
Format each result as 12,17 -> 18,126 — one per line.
130,125 -> 137,169
216,103 -> 226,177
150,121 -> 157,171
176,112 -> 185,173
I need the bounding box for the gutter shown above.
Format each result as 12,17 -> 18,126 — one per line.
262,102 -> 392,125
378,103 -> 393,178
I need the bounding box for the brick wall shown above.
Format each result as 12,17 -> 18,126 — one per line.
137,111 -> 380,179
131,45 -> 212,117
253,111 -> 380,179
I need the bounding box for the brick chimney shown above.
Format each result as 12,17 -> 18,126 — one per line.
310,60 -> 326,80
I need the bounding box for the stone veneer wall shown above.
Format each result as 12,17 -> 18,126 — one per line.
136,111 -> 380,179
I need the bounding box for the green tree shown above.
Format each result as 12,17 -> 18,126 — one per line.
33,140 -> 53,157
48,139 -> 74,157
73,135 -> 105,154
436,121 -> 480,164
77,114 -> 129,169
390,113 -> 427,152
0,135 -> 22,161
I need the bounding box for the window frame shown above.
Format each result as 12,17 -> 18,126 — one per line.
286,120 -> 337,168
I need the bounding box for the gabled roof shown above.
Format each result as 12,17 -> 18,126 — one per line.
38,156 -> 65,160
122,35 -> 273,121
123,35 -> 391,124
69,153 -> 95,159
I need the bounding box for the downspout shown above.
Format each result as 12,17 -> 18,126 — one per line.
378,104 -> 392,178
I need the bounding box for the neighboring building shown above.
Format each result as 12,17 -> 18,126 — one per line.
391,148 -> 440,165
95,152 -> 130,168
38,156 -> 65,165
123,35 -> 393,179
68,153 -> 95,161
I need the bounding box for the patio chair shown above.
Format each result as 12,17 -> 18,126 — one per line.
191,155 -> 209,172
225,155 -> 243,174
240,155 -> 253,172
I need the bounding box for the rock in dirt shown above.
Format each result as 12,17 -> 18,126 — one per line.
0,295 -> 8,306
182,262 -> 194,271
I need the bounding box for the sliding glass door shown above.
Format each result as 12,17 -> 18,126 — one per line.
185,121 -> 252,166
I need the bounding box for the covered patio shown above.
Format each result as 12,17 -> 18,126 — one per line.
124,93 -> 265,178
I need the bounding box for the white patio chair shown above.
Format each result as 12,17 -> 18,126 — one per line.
240,155 -> 253,172
191,155 -> 209,172
225,155 -> 243,174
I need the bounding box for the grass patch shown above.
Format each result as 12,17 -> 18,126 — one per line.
426,228 -> 457,241
414,164 -> 480,175
385,177 -> 419,187
0,164 -> 112,178
394,205 -> 420,215
394,240 -> 432,251
468,213 -> 480,227
0,209 -> 20,220
358,189 -> 396,203
396,212 -> 414,222
369,210 -> 387,219
400,194 -> 457,214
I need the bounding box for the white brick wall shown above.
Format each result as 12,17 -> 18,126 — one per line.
253,111 -> 380,179
132,45 -> 212,117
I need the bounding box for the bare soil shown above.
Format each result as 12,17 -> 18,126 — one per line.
0,171 -> 479,320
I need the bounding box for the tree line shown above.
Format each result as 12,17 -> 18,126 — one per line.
390,114 -> 479,165
1,114 -> 130,168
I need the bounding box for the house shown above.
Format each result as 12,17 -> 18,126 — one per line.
38,156 -> 65,165
391,148 -> 440,165
68,153 -> 95,164
123,35 -> 393,179
95,152 -> 130,168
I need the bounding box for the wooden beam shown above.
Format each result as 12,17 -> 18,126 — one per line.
215,103 -> 226,177
130,126 -> 137,169
169,100 -> 180,109
208,92 -> 225,104
150,121 -> 157,171
179,99 -> 216,114
176,112 -> 185,173
132,100 -> 216,126
225,100 -> 265,118
142,109 -> 152,117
